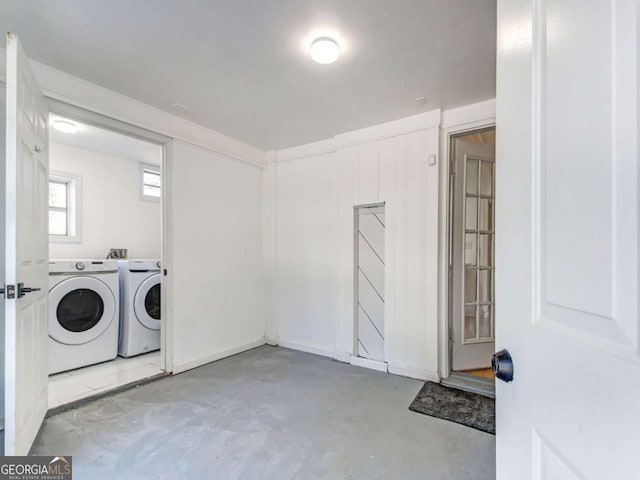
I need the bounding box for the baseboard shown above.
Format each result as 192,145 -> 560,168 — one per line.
333,351 -> 351,363
350,356 -> 388,373
172,339 -> 266,374
387,363 -> 440,382
277,340 -> 335,359
264,336 -> 279,346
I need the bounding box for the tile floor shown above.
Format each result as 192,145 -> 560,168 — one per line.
48,351 -> 164,409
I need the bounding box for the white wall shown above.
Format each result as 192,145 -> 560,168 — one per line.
271,111 -> 442,380
274,152 -> 341,355
168,141 -> 266,372
49,142 -> 161,260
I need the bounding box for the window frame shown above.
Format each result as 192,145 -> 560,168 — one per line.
49,171 -> 82,243
140,162 -> 161,202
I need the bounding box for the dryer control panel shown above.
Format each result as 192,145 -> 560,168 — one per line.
49,260 -> 119,274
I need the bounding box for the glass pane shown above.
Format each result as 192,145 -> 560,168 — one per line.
479,198 -> 493,231
465,158 -> 478,194
464,305 -> 477,340
57,289 -> 104,332
478,305 -> 492,338
465,234 -> 477,266
145,284 -> 161,320
478,269 -> 492,303
464,268 -> 477,303
49,210 -> 67,236
479,234 -> 493,267
465,196 -> 477,230
480,161 -> 493,196
49,181 -> 67,208
143,185 -> 161,198
143,170 -> 161,187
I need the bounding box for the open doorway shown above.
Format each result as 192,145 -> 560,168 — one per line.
443,126 -> 495,396
46,112 -> 167,409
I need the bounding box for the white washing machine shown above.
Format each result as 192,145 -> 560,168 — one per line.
118,259 -> 161,357
49,260 -> 120,374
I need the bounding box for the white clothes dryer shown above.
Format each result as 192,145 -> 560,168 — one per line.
118,259 -> 161,357
48,260 -> 119,374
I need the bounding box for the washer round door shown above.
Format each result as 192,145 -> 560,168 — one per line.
49,276 -> 117,345
133,273 -> 161,330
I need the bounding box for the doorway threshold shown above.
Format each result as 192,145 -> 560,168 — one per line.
441,371 -> 495,398
48,351 -> 164,409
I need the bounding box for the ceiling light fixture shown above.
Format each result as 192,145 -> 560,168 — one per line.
52,120 -> 78,134
310,37 -> 340,64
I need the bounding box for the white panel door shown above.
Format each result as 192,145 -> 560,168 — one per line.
496,1 -> 640,479
4,33 -> 50,455
356,205 -> 385,361
451,139 -> 495,371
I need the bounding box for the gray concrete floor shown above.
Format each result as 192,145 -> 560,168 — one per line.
32,346 -> 496,479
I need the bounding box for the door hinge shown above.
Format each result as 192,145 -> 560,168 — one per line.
163,269 -> 168,276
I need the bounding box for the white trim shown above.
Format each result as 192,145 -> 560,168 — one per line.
278,340 -> 335,359
438,99 -> 496,381
334,109 -> 441,150
349,355 -> 388,373
263,152 -> 279,344
333,351 -> 351,363
277,138 -> 337,163
172,338 -> 266,374
0,47 -> 267,168
388,363 -> 439,382
275,110 -> 442,163
160,141 -> 174,374
441,99 -> 496,129
48,171 -> 82,243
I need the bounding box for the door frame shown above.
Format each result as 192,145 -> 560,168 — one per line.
46,99 -> 174,374
438,103 -> 496,381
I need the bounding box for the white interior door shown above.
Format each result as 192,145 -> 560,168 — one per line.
496,1 -> 640,478
4,33 -> 50,455
356,205 -> 385,362
451,139 -> 495,371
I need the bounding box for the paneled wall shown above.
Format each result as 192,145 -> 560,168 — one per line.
273,111 -> 441,380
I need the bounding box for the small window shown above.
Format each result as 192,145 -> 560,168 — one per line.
49,173 -> 81,241
141,164 -> 161,200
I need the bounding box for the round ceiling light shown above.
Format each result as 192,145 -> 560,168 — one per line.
310,37 -> 340,64
52,120 -> 78,134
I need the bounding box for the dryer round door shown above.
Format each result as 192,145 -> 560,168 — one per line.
49,276 -> 117,345
133,273 -> 161,330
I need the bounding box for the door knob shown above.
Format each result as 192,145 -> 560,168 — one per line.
492,349 -> 514,383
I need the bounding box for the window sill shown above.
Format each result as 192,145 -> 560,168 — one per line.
49,235 -> 82,244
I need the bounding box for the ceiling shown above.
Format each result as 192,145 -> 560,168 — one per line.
1,1 -> 496,150
50,115 -> 163,165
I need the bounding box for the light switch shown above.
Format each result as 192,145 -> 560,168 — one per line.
428,154 -> 437,166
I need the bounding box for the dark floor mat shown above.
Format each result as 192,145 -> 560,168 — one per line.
409,381 -> 495,435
